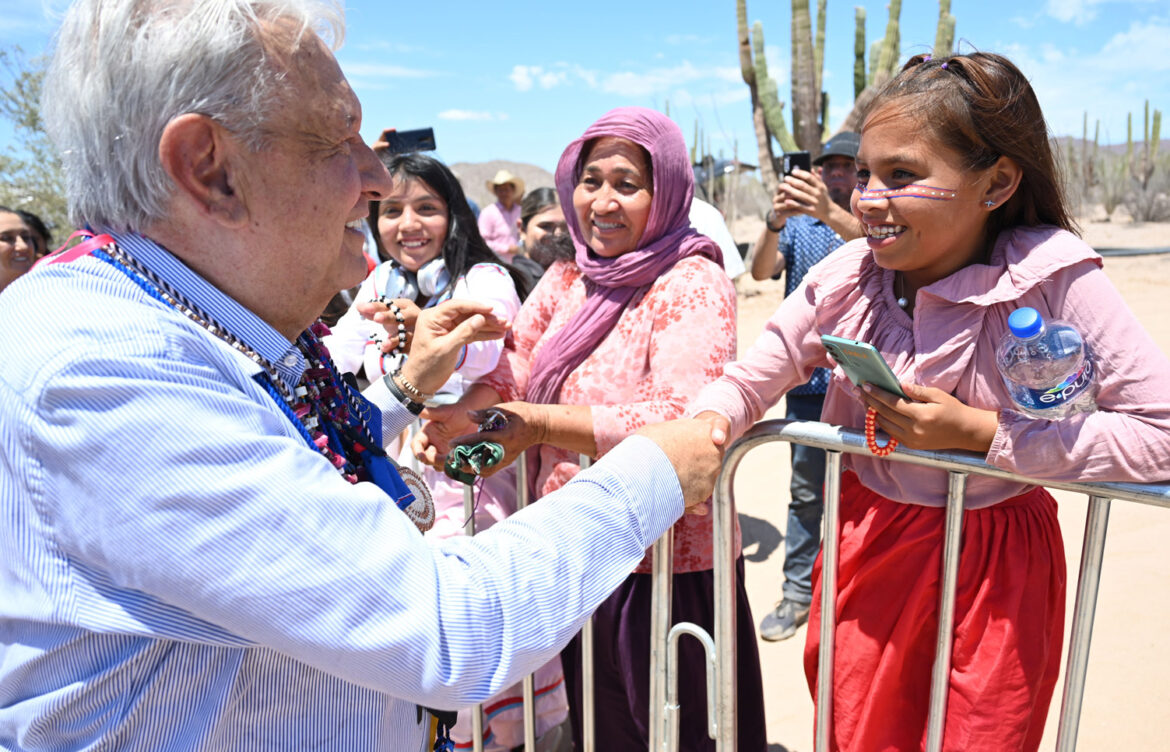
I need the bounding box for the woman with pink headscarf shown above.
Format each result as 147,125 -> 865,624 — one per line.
416,107 -> 766,751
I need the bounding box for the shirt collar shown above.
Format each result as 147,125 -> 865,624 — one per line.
107,229 -> 306,389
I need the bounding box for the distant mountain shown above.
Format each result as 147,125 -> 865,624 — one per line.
450,160 -> 556,210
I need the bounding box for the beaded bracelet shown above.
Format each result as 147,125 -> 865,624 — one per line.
383,372 -> 424,415
393,369 -> 433,402
864,407 -> 899,457
377,297 -> 408,356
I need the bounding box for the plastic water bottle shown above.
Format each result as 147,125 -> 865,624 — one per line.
996,307 -> 1097,419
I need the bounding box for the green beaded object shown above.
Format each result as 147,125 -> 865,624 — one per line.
444,441 -> 506,485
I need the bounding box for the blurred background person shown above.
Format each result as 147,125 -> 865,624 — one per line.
478,168 -> 525,262
15,209 -> 52,259
513,186 -> 572,281
416,106 -> 767,752
0,207 -> 36,293
689,196 -> 746,280
748,131 -> 861,643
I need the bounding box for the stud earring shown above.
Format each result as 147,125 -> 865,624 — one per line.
984,200 -> 996,208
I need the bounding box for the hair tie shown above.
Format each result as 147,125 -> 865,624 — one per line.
940,62 -> 949,70
865,407 -> 898,457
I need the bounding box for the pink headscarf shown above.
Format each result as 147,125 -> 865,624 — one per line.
525,106 -> 723,405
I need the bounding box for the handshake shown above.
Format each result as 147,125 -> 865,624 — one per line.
634,416 -> 730,510
415,399 -> 731,512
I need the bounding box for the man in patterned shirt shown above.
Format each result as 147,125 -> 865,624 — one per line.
749,132 -> 862,641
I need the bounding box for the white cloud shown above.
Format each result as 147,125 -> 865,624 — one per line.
510,65 -> 535,91
569,64 -> 598,89
342,62 -> 438,79
351,40 -> 427,55
713,66 -> 744,84
509,58 -> 751,104
509,65 -> 568,91
600,61 -> 707,97
1096,19 -> 1170,72
438,110 -> 503,122
997,22 -> 1170,140
1040,0 -> 1161,25
1044,0 -> 1107,24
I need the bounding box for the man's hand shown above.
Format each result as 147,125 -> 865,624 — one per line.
635,418 -> 724,510
397,300 -> 508,396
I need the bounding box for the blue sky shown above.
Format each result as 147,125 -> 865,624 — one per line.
2,0 -> 1167,173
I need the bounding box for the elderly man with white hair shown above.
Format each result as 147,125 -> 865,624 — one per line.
0,1 -> 723,749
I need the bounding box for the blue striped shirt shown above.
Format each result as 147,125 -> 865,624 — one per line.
0,231 -> 682,750
774,215 -> 846,396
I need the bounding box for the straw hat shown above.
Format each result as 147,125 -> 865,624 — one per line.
486,169 -> 525,197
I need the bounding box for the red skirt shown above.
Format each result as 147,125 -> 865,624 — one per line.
804,471 -> 1066,752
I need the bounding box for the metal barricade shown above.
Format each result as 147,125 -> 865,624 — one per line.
699,418 -> 1170,752
460,451 -> 541,752
432,415 -> 1168,751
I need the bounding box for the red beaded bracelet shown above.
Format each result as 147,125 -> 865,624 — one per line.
865,407 -> 898,457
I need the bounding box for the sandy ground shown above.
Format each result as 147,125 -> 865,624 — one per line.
726,216 -> 1170,751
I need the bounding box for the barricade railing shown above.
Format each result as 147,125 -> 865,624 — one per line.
695,418 -> 1170,752
443,416 -> 1170,752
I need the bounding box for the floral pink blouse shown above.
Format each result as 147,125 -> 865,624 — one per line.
480,255 -> 739,573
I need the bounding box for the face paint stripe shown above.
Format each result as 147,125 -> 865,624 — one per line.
856,183 -> 957,201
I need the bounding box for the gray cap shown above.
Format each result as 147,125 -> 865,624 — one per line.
814,131 -> 860,165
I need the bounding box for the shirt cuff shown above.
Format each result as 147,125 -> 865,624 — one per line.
363,374 -> 419,444
572,434 -> 683,548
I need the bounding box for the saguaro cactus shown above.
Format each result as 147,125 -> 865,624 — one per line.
1124,100 -> 1164,221
737,0 -> 779,189
843,0 -> 903,132
1130,100 -> 1163,191
871,0 -> 902,87
790,0 -> 820,153
754,21 -> 797,154
933,0 -> 955,57
853,7 -> 866,99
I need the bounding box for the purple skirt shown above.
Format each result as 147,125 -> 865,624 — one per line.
560,556 -> 768,752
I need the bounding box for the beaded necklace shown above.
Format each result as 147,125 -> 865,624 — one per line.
89,239 -> 434,530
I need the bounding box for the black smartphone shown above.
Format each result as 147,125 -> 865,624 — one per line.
380,127 -> 436,154
783,150 -> 811,176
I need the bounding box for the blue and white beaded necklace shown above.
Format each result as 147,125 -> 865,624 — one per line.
87,238 -> 434,530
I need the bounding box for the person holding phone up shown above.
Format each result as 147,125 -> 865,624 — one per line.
747,132 -> 863,644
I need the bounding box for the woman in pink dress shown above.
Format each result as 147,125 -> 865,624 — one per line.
416,106 -> 767,752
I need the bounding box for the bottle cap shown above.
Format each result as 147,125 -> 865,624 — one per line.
1008,307 -> 1043,339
